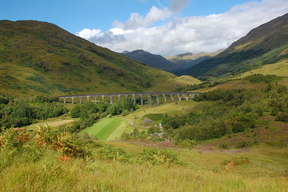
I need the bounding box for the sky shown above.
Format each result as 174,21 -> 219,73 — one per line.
1,0 -> 288,56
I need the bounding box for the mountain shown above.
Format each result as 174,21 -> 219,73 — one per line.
122,50 -> 179,73
166,49 -> 224,74
181,13 -> 288,80
0,20 -> 199,97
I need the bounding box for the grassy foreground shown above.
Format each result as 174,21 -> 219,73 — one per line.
0,138 -> 287,192
1,158 -> 287,192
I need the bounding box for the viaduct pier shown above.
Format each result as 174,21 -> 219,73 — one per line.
58,92 -> 200,106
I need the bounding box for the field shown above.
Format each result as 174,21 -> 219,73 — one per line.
80,117 -> 133,140
125,100 -> 199,128
237,59 -> 288,78
79,100 -> 200,139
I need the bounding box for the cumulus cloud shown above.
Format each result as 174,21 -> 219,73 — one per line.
76,29 -> 101,39
77,0 -> 288,56
113,6 -> 172,29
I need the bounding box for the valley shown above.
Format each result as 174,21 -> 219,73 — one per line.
0,8 -> 288,192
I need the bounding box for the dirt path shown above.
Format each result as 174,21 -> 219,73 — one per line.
117,117 -> 134,127
26,119 -> 75,128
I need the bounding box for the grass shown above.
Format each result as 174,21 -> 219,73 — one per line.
1,101 -> 288,191
238,59 -> 288,78
125,100 -> 198,128
25,116 -> 76,130
1,141 -> 287,192
80,117 -> 132,140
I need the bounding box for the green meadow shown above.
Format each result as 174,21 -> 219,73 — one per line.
80,117 -> 133,140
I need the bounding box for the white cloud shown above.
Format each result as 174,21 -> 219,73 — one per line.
76,28 -> 101,39
77,0 -> 288,56
113,6 -> 172,29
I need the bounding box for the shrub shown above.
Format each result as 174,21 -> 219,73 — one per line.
0,95 -> 9,105
276,112 -> 288,122
222,157 -> 250,167
70,105 -> 81,118
244,74 -> 281,84
0,128 -> 32,149
148,126 -> 162,134
176,139 -> 197,148
70,102 -> 99,119
36,127 -> 88,158
96,145 -> 132,162
32,103 -> 67,120
218,142 -> 229,149
235,141 -> 252,148
121,109 -> 129,116
32,95 -> 59,103
138,149 -> 184,166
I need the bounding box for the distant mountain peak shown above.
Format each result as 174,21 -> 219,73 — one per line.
122,49 -> 178,73
176,52 -> 193,57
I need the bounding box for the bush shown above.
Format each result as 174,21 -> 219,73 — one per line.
276,112 -> 288,122
33,103 -> 67,120
96,145 -> 132,162
222,157 -> 250,166
32,96 -> 59,103
70,105 -> 81,118
139,149 -> 184,166
218,142 -> 229,149
244,74 -> 281,84
235,141 -> 252,148
121,109 -> 129,116
36,127 -> 88,158
0,95 -> 9,105
148,126 -> 162,134
176,139 -> 197,148
194,90 -> 245,106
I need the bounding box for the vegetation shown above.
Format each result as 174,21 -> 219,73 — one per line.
243,74 -> 282,83
80,117 -> 131,140
0,125 -> 287,191
68,98 -> 137,134
0,20 -> 199,97
122,81 -> 288,146
0,95 -> 67,128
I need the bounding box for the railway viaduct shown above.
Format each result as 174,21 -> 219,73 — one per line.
58,92 -> 200,106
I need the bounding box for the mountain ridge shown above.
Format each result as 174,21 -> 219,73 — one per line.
180,13 -> 288,79
0,20 -> 198,97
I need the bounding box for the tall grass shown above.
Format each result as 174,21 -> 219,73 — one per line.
0,128 -> 287,192
0,158 -> 287,192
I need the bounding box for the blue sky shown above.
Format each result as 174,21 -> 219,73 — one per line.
1,0 -> 258,33
1,0 -> 288,55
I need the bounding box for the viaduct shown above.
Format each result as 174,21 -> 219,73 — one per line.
58,92 -> 200,106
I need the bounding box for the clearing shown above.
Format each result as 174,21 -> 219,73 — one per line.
80,117 -> 132,140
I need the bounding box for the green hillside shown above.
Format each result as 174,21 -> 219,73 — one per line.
0,20 -> 194,97
122,49 -> 179,73
183,13 -> 288,80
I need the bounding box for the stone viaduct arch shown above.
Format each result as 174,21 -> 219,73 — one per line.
58,92 -> 200,106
